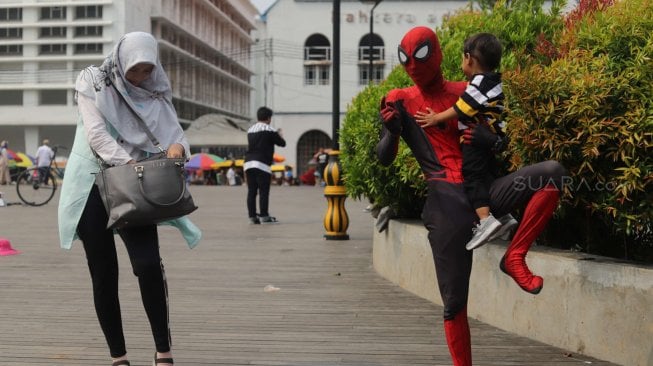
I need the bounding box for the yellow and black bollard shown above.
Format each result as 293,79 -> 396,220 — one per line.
323,150 -> 349,240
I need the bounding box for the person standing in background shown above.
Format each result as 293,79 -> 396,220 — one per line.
0,141 -> 11,185
315,148 -> 329,186
35,139 -> 54,183
284,165 -> 294,186
244,106 -> 286,224
227,163 -> 237,186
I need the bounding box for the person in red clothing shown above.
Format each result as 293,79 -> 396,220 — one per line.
376,26 -> 566,365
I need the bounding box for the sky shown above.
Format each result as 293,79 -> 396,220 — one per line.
250,0 -> 276,14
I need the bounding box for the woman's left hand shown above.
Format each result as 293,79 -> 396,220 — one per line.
167,143 -> 185,158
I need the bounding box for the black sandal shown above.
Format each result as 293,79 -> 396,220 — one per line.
153,353 -> 174,365
112,361 -> 130,366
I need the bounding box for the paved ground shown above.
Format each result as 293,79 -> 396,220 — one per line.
0,184 -> 617,365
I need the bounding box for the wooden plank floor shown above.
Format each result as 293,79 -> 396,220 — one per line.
0,185 -> 617,365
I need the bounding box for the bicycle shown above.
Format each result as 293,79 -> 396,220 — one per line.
16,146 -> 67,206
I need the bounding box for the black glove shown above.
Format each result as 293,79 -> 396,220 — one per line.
462,123 -> 508,152
380,97 -> 403,135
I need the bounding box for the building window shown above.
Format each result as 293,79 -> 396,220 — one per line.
75,5 -> 102,19
304,34 -> 331,61
358,33 -> 385,85
74,43 -> 103,54
0,90 -> 23,105
39,90 -> 67,105
0,28 -> 22,39
0,62 -> 21,83
38,61 -> 68,83
0,44 -> 22,56
0,8 -> 22,21
40,27 -> 67,38
75,26 -> 102,37
39,44 -> 67,55
40,7 -> 67,20
303,34 -> 331,86
319,67 -> 330,85
359,66 -> 385,86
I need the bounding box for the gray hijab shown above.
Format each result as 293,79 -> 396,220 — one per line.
75,32 -> 187,154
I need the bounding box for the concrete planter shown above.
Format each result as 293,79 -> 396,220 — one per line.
373,219 -> 653,366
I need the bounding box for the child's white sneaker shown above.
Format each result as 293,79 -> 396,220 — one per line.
488,214 -> 519,241
466,214 -> 502,250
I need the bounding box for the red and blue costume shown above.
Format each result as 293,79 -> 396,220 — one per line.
376,27 -> 566,365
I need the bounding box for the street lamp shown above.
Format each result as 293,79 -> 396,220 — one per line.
362,0 -> 383,84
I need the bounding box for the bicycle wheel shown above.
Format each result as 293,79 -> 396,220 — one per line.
16,168 -> 57,206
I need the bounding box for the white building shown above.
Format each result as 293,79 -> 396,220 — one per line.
253,0 -> 469,175
0,0 -> 258,159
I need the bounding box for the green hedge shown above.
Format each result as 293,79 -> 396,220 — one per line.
340,0 -> 653,262
505,0 -> 653,261
341,0 -> 564,216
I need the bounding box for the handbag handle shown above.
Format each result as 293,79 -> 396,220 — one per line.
135,162 -> 187,207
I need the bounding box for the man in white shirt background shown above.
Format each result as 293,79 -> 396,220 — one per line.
35,139 -> 54,184
227,163 -> 237,186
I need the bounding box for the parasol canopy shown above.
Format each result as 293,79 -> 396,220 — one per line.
271,164 -> 286,173
211,159 -> 244,170
273,153 -> 285,163
3,148 -> 20,161
186,153 -> 225,170
12,152 -> 34,168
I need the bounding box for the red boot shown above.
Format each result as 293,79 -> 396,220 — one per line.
501,185 -> 560,294
444,307 -> 472,366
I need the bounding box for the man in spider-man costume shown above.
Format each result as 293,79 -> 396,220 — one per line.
376,26 -> 566,365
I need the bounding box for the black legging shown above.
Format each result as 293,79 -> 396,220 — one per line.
76,185 -> 171,358
246,168 -> 271,218
422,160 -> 566,319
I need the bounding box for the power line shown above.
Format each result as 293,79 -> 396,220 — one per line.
0,37 -> 397,86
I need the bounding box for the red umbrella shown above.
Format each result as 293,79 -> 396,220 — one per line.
4,148 -> 21,162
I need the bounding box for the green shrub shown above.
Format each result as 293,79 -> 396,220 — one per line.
505,0 -> 653,261
340,0 -> 564,217
340,0 -> 653,262
340,67 -> 424,217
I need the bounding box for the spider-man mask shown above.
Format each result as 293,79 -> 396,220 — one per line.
398,26 -> 444,91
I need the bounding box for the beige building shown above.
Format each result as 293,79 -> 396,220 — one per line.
0,0 -> 258,159
253,0 -> 469,175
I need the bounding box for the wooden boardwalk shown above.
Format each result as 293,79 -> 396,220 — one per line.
0,185 -> 617,365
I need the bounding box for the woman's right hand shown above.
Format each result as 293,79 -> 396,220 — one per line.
166,143 -> 185,159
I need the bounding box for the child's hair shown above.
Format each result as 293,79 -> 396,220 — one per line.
463,33 -> 502,71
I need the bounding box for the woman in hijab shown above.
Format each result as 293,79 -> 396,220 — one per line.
58,32 -> 201,366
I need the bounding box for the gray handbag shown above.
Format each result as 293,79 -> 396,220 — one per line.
95,156 -> 197,229
94,86 -> 197,229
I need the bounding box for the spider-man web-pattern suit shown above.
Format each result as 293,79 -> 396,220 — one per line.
376,27 -> 567,365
